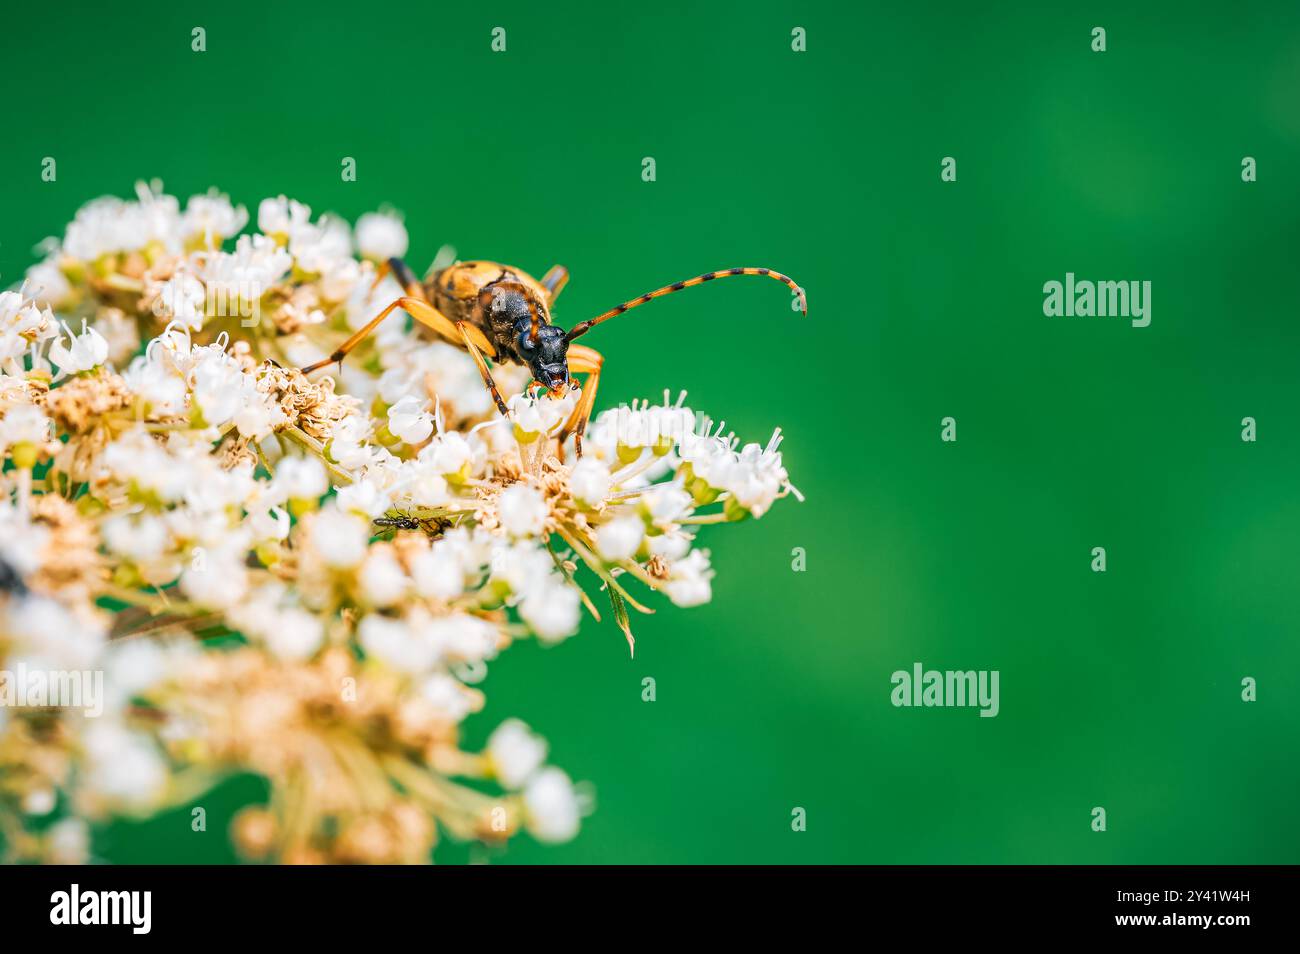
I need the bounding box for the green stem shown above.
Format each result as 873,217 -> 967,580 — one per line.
97,584 -> 205,617
556,523 -> 654,614
678,511 -> 730,525
281,426 -> 355,485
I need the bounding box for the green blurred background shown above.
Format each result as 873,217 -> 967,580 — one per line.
2,0 -> 1299,864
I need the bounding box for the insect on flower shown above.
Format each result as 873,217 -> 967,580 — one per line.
300,258 -> 808,456
371,511 -> 447,536
372,514 -> 421,531
1,186 -> 807,865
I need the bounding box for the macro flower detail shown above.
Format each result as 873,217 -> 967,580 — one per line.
0,183 -> 801,864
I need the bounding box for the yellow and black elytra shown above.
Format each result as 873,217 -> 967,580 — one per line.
301,256 -> 807,456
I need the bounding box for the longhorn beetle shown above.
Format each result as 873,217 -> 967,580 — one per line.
301,257 -> 807,456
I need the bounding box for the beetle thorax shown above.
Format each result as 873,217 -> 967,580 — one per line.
487,287 -> 546,361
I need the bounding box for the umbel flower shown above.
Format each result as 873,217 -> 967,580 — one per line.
0,182 -> 801,864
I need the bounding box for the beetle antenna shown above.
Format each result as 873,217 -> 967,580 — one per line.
565,267 -> 806,342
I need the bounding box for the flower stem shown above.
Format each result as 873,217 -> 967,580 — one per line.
281,426 -> 355,485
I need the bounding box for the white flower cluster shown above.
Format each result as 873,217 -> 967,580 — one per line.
0,184 -> 798,864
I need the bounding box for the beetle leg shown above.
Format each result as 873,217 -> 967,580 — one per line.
300,296 -> 491,374
557,344 -> 604,458
456,321 -> 510,416
371,256 -> 424,297
362,257 -> 424,304
540,264 -> 569,303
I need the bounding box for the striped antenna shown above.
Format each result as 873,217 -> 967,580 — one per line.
565,267 -> 806,342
